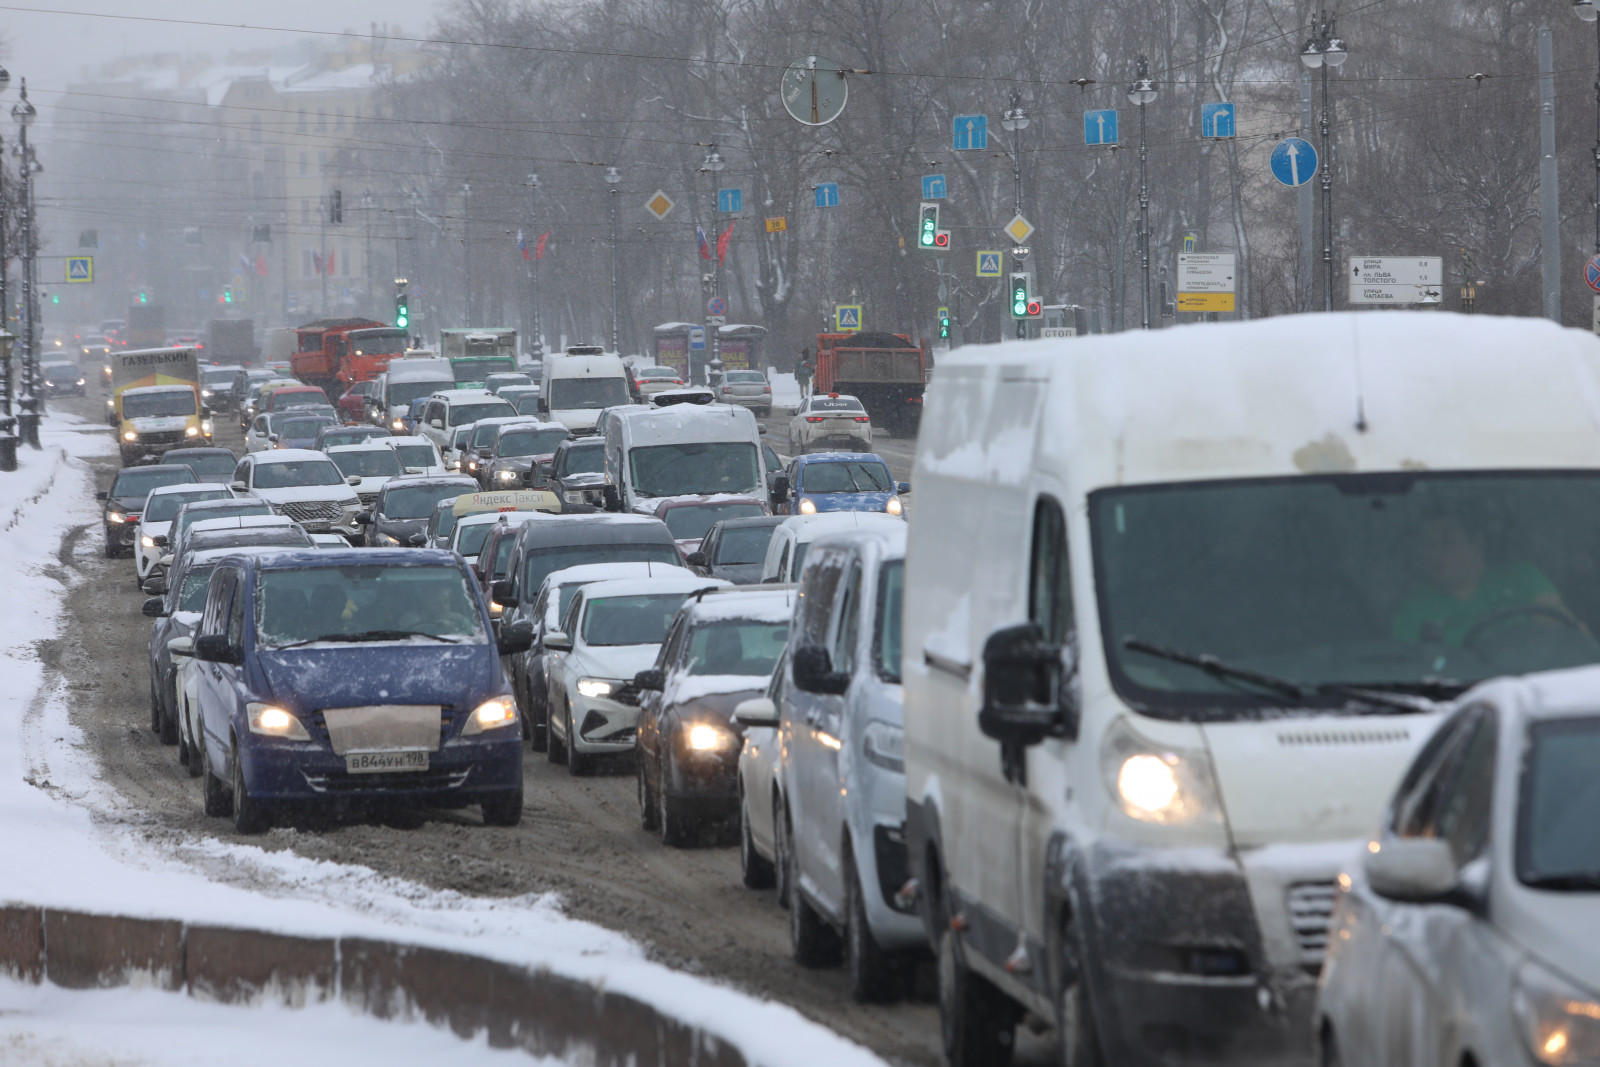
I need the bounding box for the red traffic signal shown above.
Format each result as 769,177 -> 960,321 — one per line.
933,229 -> 950,249
1026,299 -> 1042,316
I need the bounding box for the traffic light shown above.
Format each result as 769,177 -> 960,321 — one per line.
918,202 -> 940,250
937,306 -> 950,339
137,292 -> 147,304
330,189 -> 343,225
394,278 -> 410,330
933,229 -> 950,249
1010,272 -> 1041,318
222,287 -> 233,304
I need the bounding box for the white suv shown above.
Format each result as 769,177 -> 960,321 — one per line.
325,442 -> 405,512
416,390 -> 515,453
231,449 -> 363,537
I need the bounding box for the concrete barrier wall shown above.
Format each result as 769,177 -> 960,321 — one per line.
0,904 -> 745,1066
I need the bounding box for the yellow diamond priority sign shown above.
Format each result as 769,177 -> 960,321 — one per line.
1003,214 -> 1035,245
645,191 -> 675,221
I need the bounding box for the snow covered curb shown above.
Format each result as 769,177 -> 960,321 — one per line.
0,413 -> 886,1067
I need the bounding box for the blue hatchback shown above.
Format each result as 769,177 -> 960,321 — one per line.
186,548 -> 533,832
771,452 -> 909,518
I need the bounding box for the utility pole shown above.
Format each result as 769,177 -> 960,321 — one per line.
319,195 -> 329,317
13,79 -> 40,442
1301,12 -> 1349,313
1539,26 -> 1562,324
1001,90 -> 1030,219
461,182 -> 472,324
362,190 -> 374,311
606,166 -> 622,353
1298,69 -> 1315,312
526,174 -> 543,358
1128,58 -> 1158,331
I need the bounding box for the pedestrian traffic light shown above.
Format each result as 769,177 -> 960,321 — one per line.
918,202 -> 940,250
330,189 -> 343,225
1011,272 -> 1030,317
937,306 -> 950,339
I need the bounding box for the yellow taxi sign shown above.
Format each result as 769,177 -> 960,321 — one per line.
450,490 -> 561,517
1175,292 -> 1237,313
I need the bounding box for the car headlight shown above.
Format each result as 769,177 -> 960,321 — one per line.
1100,717 -> 1222,826
201,389 -> 213,398
685,722 -> 737,752
861,721 -> 905,772
1515,959 -> 1600,1065
391,419 -> 405,430
185,426 -> 201,437
466,459 -> 478,471
564,491 -> 585,503
140,535 -> 156,548
576,677 -> 616,699
375,533 -> 399,546
107,511 -> 127,524
247,701 -> 311,740
463,695 -> 517,735
496,469 -> 518,481
123,430 -> 137,441
885,496 -> 903,517
797,497 -> 818,515
76,379 -> 85,386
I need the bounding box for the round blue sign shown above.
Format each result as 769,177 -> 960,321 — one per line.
1270,137 -> 1319,188
1586,255 -> 1600,295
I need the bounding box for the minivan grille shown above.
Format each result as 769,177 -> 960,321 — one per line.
1286,881 -> 1339,970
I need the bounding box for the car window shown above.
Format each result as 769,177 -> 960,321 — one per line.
145,489 -> 232,523
800,461 -> 892,494
256,564 -> 486,645
251,460 -> 344,489
330,450 -> 402,478
875,559 -> 904,683
110,467 -> 196,500
661,502 -> 765,541
449,402 -> 516,427
717,525 -> 776,566
1392,703 -> 1495,866
684,619 -> 788,677
795,549 -> 847,649
775,542 -> 791,581
226,576 -> 248,649
200,569 -> 236,637
1030,496 -> 1075,646
177,563 -> 218,613
581,593 -> 695,647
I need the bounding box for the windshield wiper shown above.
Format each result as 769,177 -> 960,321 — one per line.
274,630 -> 460,648
1522,873 -> 1600,891
1122,637 -> 1427,713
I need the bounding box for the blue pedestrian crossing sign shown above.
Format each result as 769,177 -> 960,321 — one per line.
717,188 -> 743,213
922,174 -> 947,200
835,305 -> 863,332
976,251 -> 1003,278
66,256 -> 93,283
1084,109 -> 1119,146
1270,137 -> 1318,187
953,115 -> 988,151
814,182 -> 840,208
1201,102 -> 1236,139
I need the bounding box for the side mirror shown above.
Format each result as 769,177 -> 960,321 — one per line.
601,485 -> 621,512
536,400 -> 548,414
1365,838 -> 1460,902
407,533 -> 427,547
354,512 -> 372,525
633,668 -> 665,691
543,630 -> 573,653
166,636 -> 194,657
757,425 -> 769,435
685,551 -> 707,568
771,475 -> 790,501
978,622 -> 1078,784
492,580 -> 518,608
268,434 -> 280,442
230,481 -> 248,491
897,481 -> 911,495
151,534 -> 169,547
497,619 -> 535,655
142,575 -> 168,596
405,466 -> 424,475
141,596 -> 168,618
733,697 -> 780,728
792,645 -> 850,695
430,419 -> 444,429
96,490 -> 108,501
193,634 -> 239,664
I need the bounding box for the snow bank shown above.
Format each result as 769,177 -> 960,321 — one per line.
0,412 -> 885,1067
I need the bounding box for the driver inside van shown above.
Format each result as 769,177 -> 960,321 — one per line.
1392,510 -> 1569,645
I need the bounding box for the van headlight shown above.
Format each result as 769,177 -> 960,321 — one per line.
1515,960 -> 1600,1065
186,426 -> 201,437
123,430 -> 137,441
247,702 -> 311,740
685,722 -> 737,752
885,496 -> 903,517
797,497 -> 818,515
1100,717 -> 1221,826
463,695 -> 517,735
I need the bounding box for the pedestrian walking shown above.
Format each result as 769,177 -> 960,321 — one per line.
795,348 -> 813,404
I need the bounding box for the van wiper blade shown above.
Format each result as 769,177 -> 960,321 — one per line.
274,630 -> 459,648
1122,637 -> 1425,713
1522,873 -> 1600,891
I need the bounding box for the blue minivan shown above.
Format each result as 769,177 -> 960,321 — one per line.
186,547 -> 533,832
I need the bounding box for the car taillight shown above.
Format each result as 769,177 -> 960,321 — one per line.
806,417 -> 824,424
674,379 -> 684,385
762,385 -> 771,392
722,386 -> 733,393
854,416 -> 870,423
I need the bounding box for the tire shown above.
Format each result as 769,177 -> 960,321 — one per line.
740,792 -> 775,889
158,683 -> 179,746
104,533 -> 117,559
659,753 -> 691,847
149,677 -> 162,734
565,706 -> 591,776
1056,938 -> 1102,1067
937,895 -> 1017,1066
200,732 -> 230,817
527,677 -> 548,753
230,738 -> 270,834
481,786 -> 523,827
1319,1025 -> 1343,1067
845,849 -> 904,1003
637,751 -> 659,831
773,794 -> 791,909
180,703 -> 202,779
785,805 -> 842,966
547,697 -> 568,765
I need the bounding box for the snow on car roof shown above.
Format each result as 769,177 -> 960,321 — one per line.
384,435 -> 435,446
453,510 -> 545,529
325,441 -> 400,453
253,448 -> 335,464
145,481 -> 232,498
539,561 -> 690,596
185,544 -> 293,566
793,451 -> 885,466
579,575 -> 731,599
189,514 -> 296,533
776,512 -> 906,542
682,588 -> 796,624
808,523 -> 907,557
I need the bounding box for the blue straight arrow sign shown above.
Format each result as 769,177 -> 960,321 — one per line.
1084,109 -> 1119,147
1270,137 -> 1318,188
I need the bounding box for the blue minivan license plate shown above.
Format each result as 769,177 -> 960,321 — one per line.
345,750 -> 429,774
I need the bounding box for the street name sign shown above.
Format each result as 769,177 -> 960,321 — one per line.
976,251 -> 1003,277
1348,256 -> 1445,304
1084,109 -> 1118,146
1177,252 -> 1237,313
645,191 -> 675,221
953,115 -> 988,151
1201,103 -> 1236,139
1270,137 -> 1318,188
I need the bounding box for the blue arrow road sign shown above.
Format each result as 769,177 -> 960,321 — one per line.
717,188 -> 743,213
953,115 -> 988,151
1201,102 -> 1236,138
1270,137 -> 1318,187
922,174 -> 947,200
1084,109 -> 1119,146
814,182 -> 840,208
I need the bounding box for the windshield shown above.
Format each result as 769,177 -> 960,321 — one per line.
582,592 -> 694,647
497,428 -> 568,458
454,520 -> 499,558
388,380 -> 451,409
801,461 -> 892,494
170,454 -> 236,480
715,525 -> 776,565
201,369 -> 234,388
189,528 -> 310,553
515,396 -> 542,417
175,503 -> 271,541
549,377 -> 629,410
524,543 -> 682,596
321,430 -> 380,449
1518,717 -> 1600,887
280,418 -> 334,440
452,357 -> 516,383
145,488 -> 231,523
629,442 -> 760,498
875,560 -> 904,682
1092,471 -> 1600,719
122,391 -> 196,419
351,330 -> 407,356
273,390 -> 329,410
663,501 -> 765,541
559,446 -> 605,477
331,450 -> 402,479
684,620 -> 788,676
452,428 -> 472,450
450,402 -> 515,428
178,563 -> 217,613
489,374 -> 532,391
809,397 -> 865,414
257,564 -> 485,646
252,460 -> 344,489
44,364 -> 79,382
382,485 -> 467,520
111,467 -> 195,500
725,371 -> 764,384
393,444 -> 439,469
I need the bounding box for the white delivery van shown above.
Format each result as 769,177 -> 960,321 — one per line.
377,355 -> 455,430
903,313 -> 1600,1066
540,346 -> 633,433
598,401 -> 767,514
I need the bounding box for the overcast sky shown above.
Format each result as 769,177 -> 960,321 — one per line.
5,0 -> 446,97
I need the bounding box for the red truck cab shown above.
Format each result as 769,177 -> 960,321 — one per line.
290,318 -> 400,397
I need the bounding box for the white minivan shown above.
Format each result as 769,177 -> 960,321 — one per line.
540,346 -> 634,433
903,313 -> 1600,1066
599,401 -> 767,515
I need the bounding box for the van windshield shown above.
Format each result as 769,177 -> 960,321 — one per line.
523,543 -> 682,596
123,391 -> 196,419
388,380 -> 452,409
452,357 -> 516,383
629,442 -> 760,498
549,377 -> 629,410
1091,471 -> 1600,719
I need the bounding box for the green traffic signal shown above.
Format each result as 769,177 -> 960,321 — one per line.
1011,273 -> 1029,317
918,202 -> 939,248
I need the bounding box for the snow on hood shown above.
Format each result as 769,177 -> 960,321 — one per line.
255,643 -> 496,711
664,673 -> 767,714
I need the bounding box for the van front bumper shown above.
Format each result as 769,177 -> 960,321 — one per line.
239,732 -> 522,804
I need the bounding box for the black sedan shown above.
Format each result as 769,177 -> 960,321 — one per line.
98,464 -> 196,558
686,516 -> 783,585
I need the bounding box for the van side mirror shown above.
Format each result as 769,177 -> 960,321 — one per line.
536,399 -> 548,414
231,480 -> 248,492
430,419 -> 444,429
141,596 -> 168,618
601,485 -> 621,512
733,697 -> 779,728
1365,838 -> 1460,902
543,630 -> 573,653
771,475 -> 790,502
633,668 -> 665,691
979,621 -> 1078,785
492,580 -> 518,608
792,646 -> 849,695
193,634 -> 240,665
96,490 -> 108,501
497,619 -> 535,655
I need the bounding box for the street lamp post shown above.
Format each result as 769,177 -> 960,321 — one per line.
1301,12 -> 1348,313
1127,57 -> 1158,331
605,165 -> 622,353
12,79 -> 39,445
525,174 -> 543,359
700,146 -> 726,388
361,190 -> 374,308
461,182 -> 472,324
1576,1 -> 1600,255
1000,90 -> 1030,219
